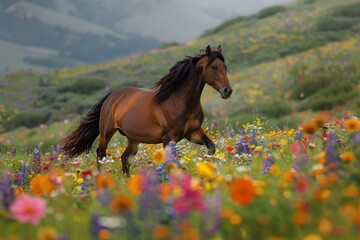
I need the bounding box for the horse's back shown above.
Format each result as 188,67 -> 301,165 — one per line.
101,87 -> 164,143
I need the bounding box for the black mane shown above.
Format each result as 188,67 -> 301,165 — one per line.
153,50 -> 224,104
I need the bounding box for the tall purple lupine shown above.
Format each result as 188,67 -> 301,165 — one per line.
325,130 -> 341,170
33,148 -> 41,174
202,190 -> 222,237
262,153 -> 275,174
16,163 -> 30,187
235,135 -> 250,155
156,142 -> 181,183
0,171 -> 15,210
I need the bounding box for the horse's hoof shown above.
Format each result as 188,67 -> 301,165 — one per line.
208,149 -> 215,155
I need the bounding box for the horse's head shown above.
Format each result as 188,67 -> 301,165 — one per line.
198,45 -> 232,99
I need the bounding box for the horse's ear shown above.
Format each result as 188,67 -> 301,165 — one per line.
217,45 -> 222,53
206,45 -> 211,56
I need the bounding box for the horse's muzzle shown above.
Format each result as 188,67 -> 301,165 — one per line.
220,87 -> 233,99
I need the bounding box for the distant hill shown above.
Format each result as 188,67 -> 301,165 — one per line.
1,0 -> 360,150
0,0 -> 292,74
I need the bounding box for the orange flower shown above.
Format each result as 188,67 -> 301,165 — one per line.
128,174 -> 146,196
344,118 -> 360,132
158,183 -> 170,202
30,174 -> 55,196
110,193 -> 133,213
95,174 -> 115,189
313,116 -> 327,128
230,178 -> 255,206
301,122 -> 318,134
152,224 -> 171,239
153,149 -> 166,163
340,152 -> 355,164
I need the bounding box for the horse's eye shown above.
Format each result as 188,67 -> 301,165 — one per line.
211,65 -> 217,70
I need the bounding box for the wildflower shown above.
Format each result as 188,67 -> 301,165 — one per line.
0,170 -> 15,210
269,165 -> 281,176
230,178 -> 255,206
9,194 -> 47,225
340,151 -> 355,164
38,227 -> 57,240
197,162 -> 217,180
33,148 -> 41,174
226,145 -> 235,152
96,174 -> 115,189
229,214 -> 242,225
262,153 -> 274,174
302,234 -> 323,240
301,122 -> 318,134
153,149 -> 166,163
318,218 -> 332,236
98,229 -> 112,240
171,174 -> 204,215
152,224 -> 171,239
30,174 -> 55,196
293,211 -> 309,225
344,118 -> 360,132
110,193 -> 133,213
128,174 -> 147,196
295,176 -> 309,195
313,116 -> 327,128
235,136 -> 250,155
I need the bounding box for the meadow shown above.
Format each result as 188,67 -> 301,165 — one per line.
0,115 -> 360,239
1,0 -> 360,239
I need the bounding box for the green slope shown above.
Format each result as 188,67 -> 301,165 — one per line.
1,0 -> 360,150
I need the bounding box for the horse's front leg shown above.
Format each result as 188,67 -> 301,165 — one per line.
188,128 -> 215,155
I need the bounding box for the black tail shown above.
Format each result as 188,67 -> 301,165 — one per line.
60,92 -> 112,158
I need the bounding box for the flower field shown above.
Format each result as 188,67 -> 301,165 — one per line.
1,115 -> 360,240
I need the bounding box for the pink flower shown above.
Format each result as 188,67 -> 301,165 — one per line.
9,194 -> 47,225
170,174 -> 204,215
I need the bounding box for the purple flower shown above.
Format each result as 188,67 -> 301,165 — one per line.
235,136 -> 250,155
0,171 -> 15,210
262,153 -> 274,174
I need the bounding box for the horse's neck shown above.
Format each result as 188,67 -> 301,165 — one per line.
172,72 -> 205,112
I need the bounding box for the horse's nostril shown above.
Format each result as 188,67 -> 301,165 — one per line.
224,87 -> 232,96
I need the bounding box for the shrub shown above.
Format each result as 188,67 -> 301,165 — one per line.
257,6 -> 286,19
10,111 -> 50,129
68,78 -> 105,94
332,3 -> 360,18
317,18 -> 357,32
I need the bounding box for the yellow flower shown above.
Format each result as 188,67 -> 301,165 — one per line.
302,234 -> 323,240
38,227 -> 57,240
270,165 -> 281,176
197,162 -> 216,179
153,149 -> 166,163
344,118 -> 360,132
340,151 -> 355,164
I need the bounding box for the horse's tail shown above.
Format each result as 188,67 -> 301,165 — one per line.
60,92 -> 112,158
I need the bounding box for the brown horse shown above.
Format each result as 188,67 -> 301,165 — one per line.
60,45 -> 232,176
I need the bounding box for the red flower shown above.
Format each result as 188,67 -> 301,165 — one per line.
226,146 -> 235,152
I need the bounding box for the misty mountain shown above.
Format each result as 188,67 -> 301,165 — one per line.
0,0 -> 293,74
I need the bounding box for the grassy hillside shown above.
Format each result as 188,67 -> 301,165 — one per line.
1,0 -> 360,151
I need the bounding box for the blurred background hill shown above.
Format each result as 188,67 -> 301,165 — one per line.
0,0 -> 292,74
0,0 -> 359,150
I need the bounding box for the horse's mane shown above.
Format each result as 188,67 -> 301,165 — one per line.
153,50 -> 224,104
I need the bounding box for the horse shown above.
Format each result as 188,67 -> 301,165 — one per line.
60,45 -> 232,177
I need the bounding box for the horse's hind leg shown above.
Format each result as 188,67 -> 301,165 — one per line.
121,140 -> 139,177
187,128 -> 215,155
97,129 -> 116,171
